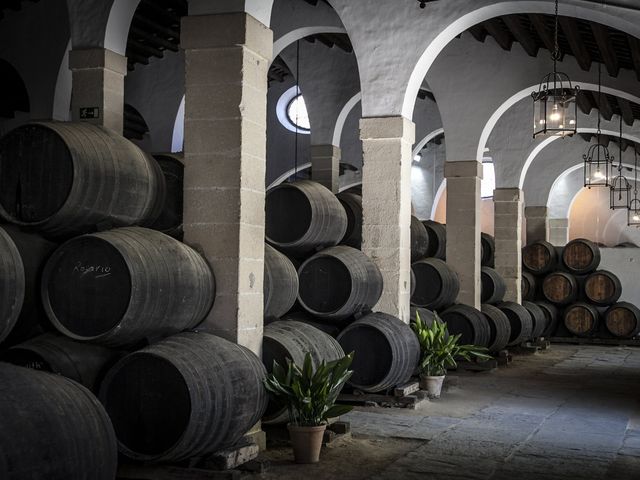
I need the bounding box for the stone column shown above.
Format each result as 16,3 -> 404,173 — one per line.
445,161 -> 483,308
525,206 -> 549,245
69,48 -> 127,134
494,188 -> 524,303
181,13 -> 272,354
360,116 -> 415,323
311,144 -> 341,193
549,218 -> 569,246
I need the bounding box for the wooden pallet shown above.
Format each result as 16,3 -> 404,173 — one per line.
550,336 -> 640,347
495,349 -> 512,366
337,381 -> 427,409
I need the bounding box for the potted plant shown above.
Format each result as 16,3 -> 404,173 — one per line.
411,311 -> 490,398
264,352 -> 354,464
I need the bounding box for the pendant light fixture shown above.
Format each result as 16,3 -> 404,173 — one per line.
628,149 -> 640,227
532,0 -> 579,138
610,115 -> 631,209
583,63 -> 613,188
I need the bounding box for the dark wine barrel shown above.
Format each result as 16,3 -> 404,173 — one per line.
298,246 -> 383,321
411,215 -> 429,262
535,301 -> 559,337
563,302 -> 600,337
280,311 -> 342,337
522,240 -> 557,275
562,238 -> 601,274
521,271 -> 536,301
614,242 -> 638,248
481,304 -> 511,352
0,364 -> 117,480
522,301 -> 547,339
1,333 -> 118,392
498,302 -> 533,346
410,268 -> 416,298
0,122 -> 164,237
584,270 -> 622,306
440,304 -> 490,347
337,312 -> 419,393
410,306 -> 438,327
262,320 -> 344,423
264,244 -> 299,320
0,227 -> 25,343
481,266 -> 506,304
481,233 -> 495,267
410,258 -> 459,310
542,271 -> 579,305
337,192 -> 362,248
41,227 -> 215,347
148,153 -> 183,240
422,220 -> 446,259
0,225 -> 58,346
604,302 -> 640,338
99,332 -> 267,462
266,180 -> 347,255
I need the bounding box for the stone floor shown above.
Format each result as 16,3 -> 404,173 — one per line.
253,345 -> 640,480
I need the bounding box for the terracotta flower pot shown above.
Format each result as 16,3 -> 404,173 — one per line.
287,424 -> 326,464
420,374 -> 445,398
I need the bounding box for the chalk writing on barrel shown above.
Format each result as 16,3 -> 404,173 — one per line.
73,261 -> 113,278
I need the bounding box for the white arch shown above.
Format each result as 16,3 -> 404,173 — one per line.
267,163 -> 312,190
52,39 -> 72,121
413,128 -> 445,157
171,96 -> 185,153
480,83 -> 640,165
431,179 -> 446,220
338,181 -> 362,193
104,0 -> 141,56
403,1 -> 640,119
272,26 -> 347,64
332,92 -> 361,146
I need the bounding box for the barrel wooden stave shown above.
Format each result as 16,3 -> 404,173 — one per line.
584,270 -> 622,306
535,301 -> 559,337
440,304 -> 491,347
522,240 -> 557,275
481,304 -> 511,352
0,122 -> 164,237
522,301 -> 548,339
563,302 -> 600,337
41,227 -> 215,347
266,180 -> 347,255
542,271 -> 579,305
297,245 -> 382,321
410,216 -> 429,262
411,258 -> 459,310
481,266 -> 506,304
498,302 -> 533,346
264,244 -> 299,320
604,302 -> 640,338
422,220 -> 446,259
148,153 -> 184,240
337,192 -> 362,249
521,271 -> 537,301
481,233 -> 495,268
0,364 -> 118,480
562,238 -> 601,274
99,332 -> 267,462
0,227 -> 25,343
337,312 -> 419,393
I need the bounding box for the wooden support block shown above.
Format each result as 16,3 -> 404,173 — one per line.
117,465 -> 241,480
323,429 -> 337,444
202,442 -> 259,471
458,358 -> 498,372
394,381 -> 419,397
238,459 -> 270,474
328,421 -> 351,435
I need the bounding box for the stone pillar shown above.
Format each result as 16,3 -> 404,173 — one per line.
525,206 -> 549,245
69,48 -> 127,134
549,218 -> 569,246
311,144 -> 341,193
360,116 -> 415,323
181,13 -> 272,354
445,161 -> 483,308
494,188 -> 524,303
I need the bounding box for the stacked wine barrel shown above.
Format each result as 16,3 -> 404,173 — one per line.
264,180 -> 419,393
522,238 -> 640,340
0,122 -> 268,471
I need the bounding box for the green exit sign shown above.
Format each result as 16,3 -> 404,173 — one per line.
79,107 -> 100,119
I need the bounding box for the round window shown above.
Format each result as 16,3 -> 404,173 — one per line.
286,94 -> 310,131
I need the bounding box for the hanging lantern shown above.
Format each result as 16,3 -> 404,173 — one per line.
583,142 -> 613,188
610,117 -> 631,209
532,0 -> 579,138
628,150 -> 640,227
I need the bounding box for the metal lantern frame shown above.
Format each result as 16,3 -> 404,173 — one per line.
532,0 -> 579,138
629,149 -> 640,227
610,116 -> 631,209
584,62 -> 613,188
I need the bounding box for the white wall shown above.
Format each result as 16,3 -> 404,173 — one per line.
600,248 -> 640,305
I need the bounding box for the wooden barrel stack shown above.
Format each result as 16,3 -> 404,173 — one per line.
522,238 -> 640,340
0,122 -> 273,471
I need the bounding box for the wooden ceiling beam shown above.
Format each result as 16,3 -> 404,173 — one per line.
576,90 -> 593,116
617,97 -> 635,126
558,17 -> 592,71
502,15 -> 538,57
468,25 -> 487,43
593,89 -> 614,121
131,16 -> 179,41
129,39 -> 163,59
483,18 -> 513,51
529,14 -> 556,53
591,23 -> 620,77
130,26 -> 179,52
627,35 -> 640,82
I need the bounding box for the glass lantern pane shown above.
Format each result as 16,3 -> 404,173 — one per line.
585,158 -> 610,187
